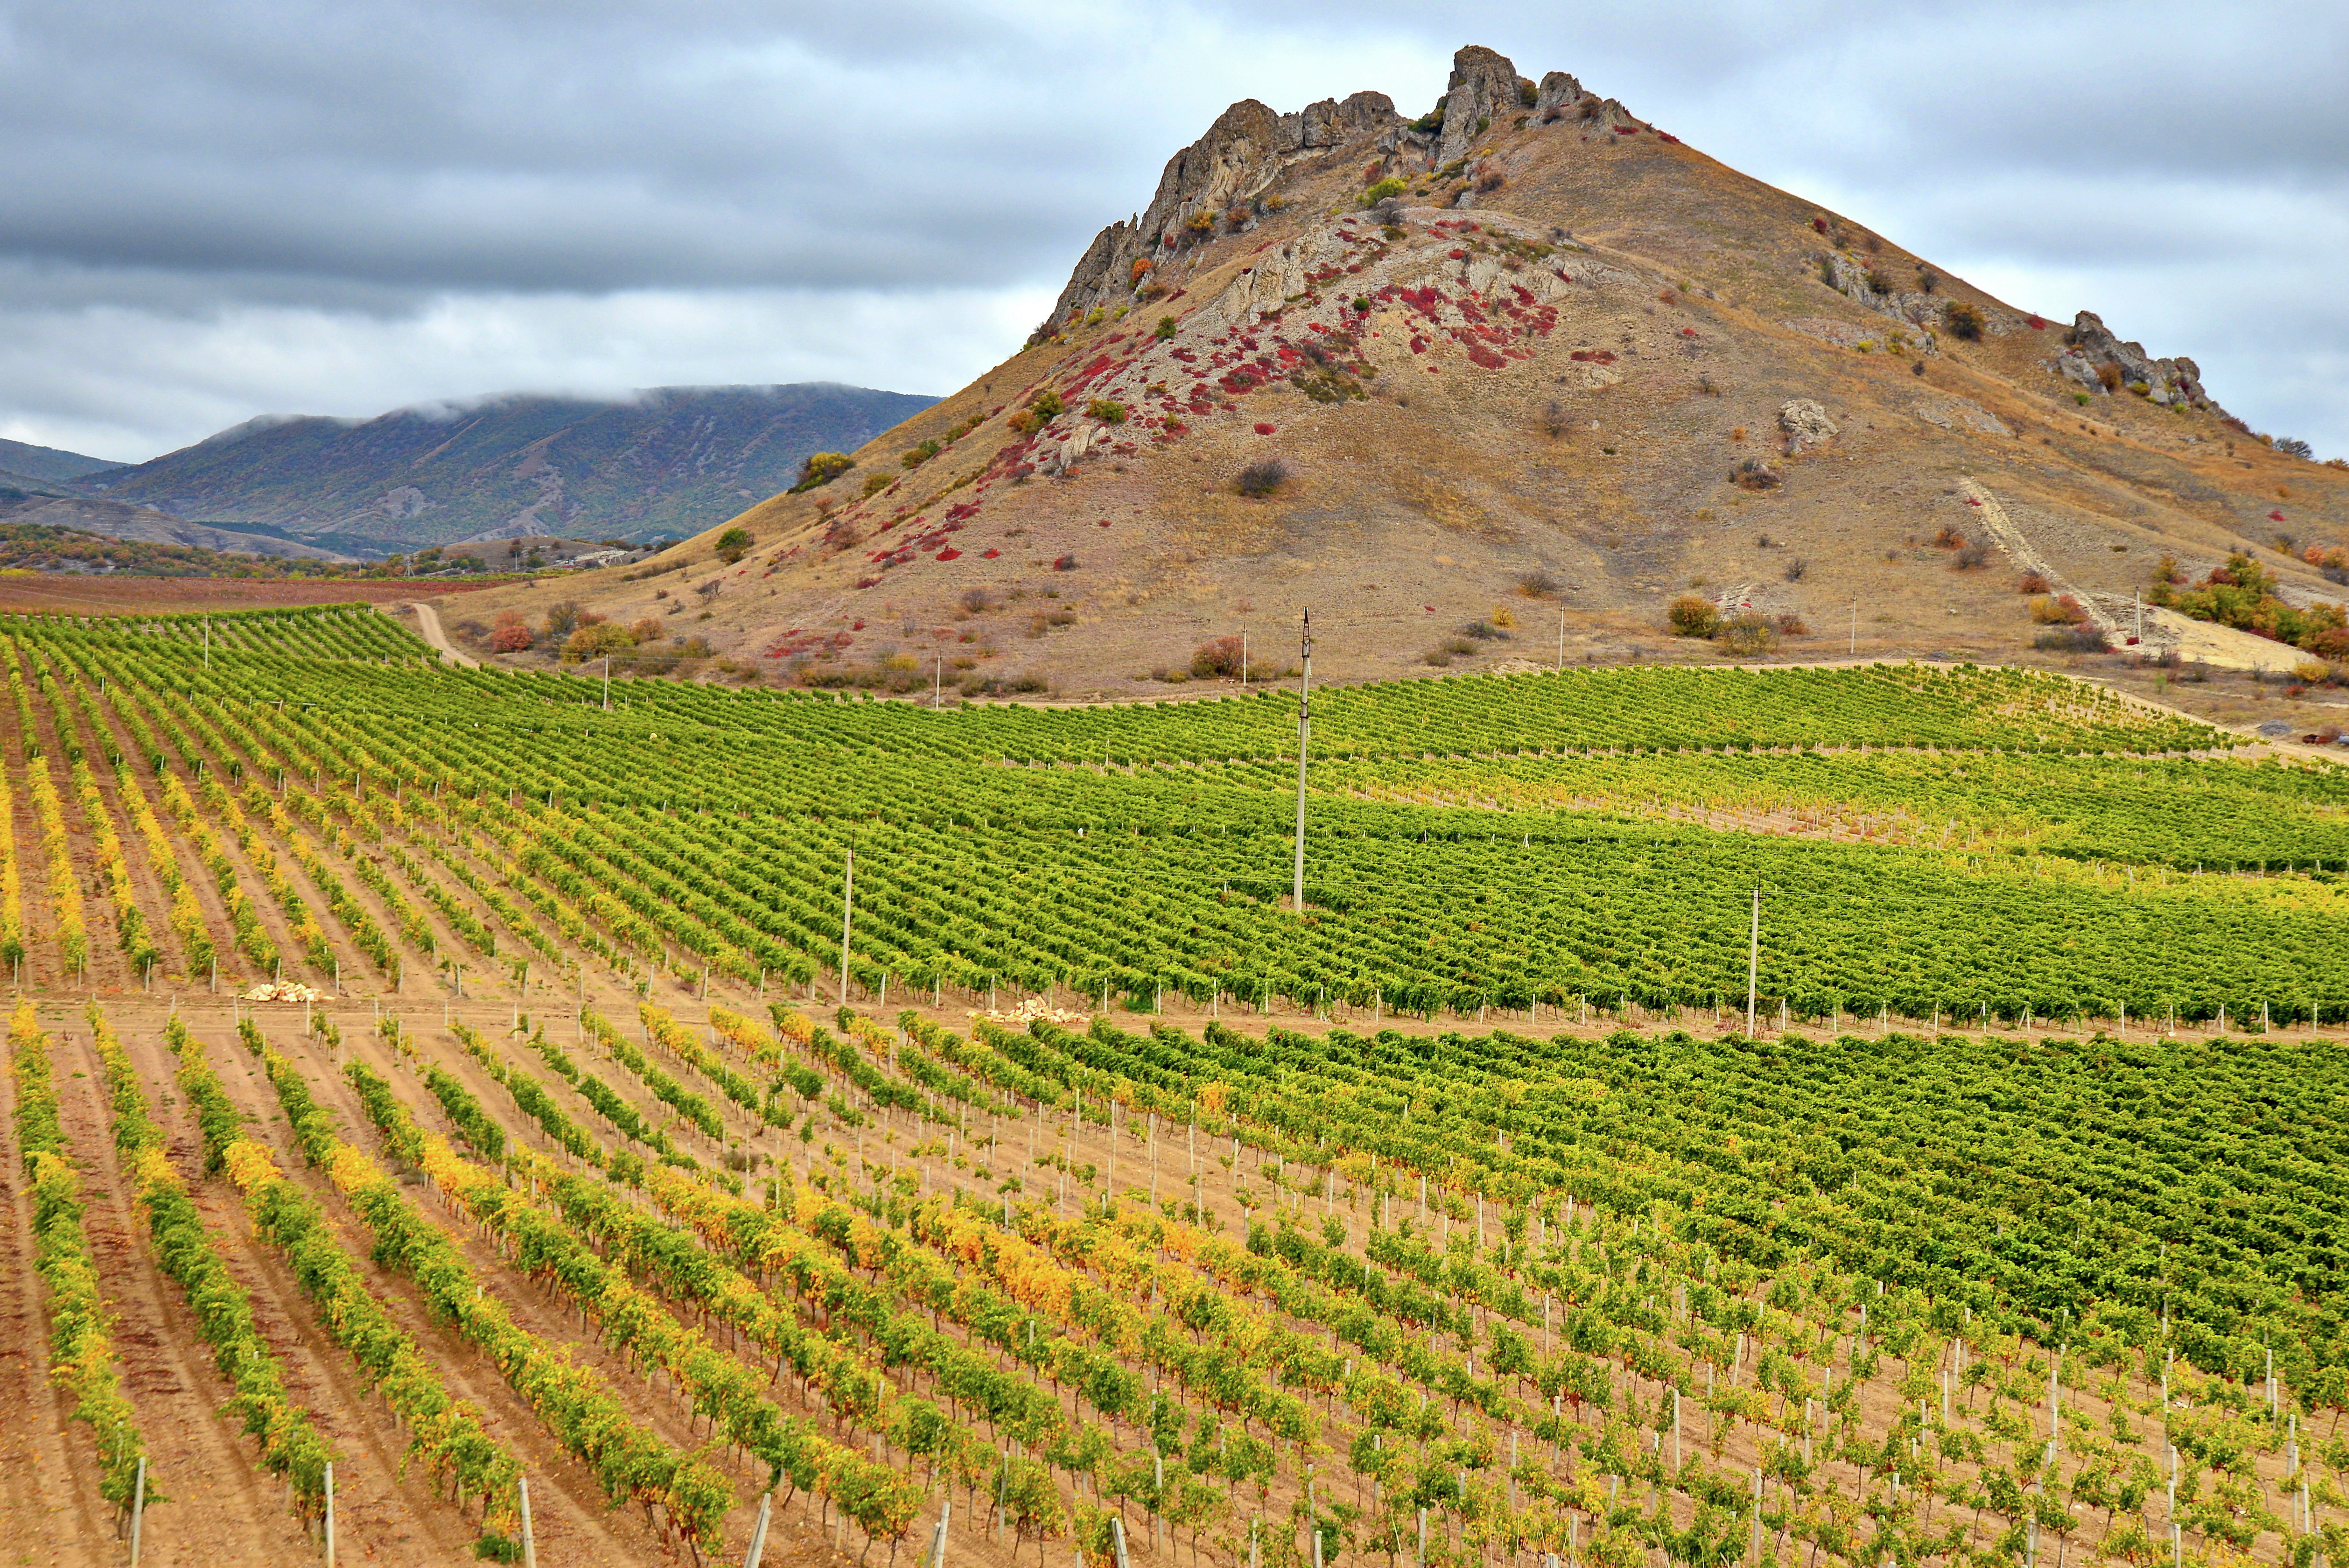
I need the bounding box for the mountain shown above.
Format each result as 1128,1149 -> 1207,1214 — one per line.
74,384 -> 936,556
0,436 -> 123,486
455,45 -> 2348,695
0,486 -> 349,561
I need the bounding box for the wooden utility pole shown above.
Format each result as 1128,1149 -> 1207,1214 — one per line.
838,849 -> 855,1006
1293,610 -> 1311,914
602,653 -> 610,711
1746,888 -> 1760,1035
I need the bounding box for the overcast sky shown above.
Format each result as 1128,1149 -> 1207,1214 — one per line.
2,0 -> 2342,465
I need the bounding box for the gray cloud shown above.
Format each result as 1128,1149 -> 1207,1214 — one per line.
1,0 -> 2342,462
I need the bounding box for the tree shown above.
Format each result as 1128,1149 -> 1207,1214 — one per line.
715,526 -> 754,564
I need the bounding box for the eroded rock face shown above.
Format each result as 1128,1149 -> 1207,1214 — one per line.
2052,311 -> 2216,410
1780,399 -> 1838,454
1437,45 -> 1525,166
1045,92 -> 1402,330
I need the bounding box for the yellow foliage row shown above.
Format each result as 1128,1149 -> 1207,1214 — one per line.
708,1004 -> 779,1066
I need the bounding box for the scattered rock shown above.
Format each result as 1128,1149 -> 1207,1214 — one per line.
1914,397 -> 2010,436
1779,400 -> 1838,454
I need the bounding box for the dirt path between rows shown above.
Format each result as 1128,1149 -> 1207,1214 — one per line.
44,1012 -> 298,1565
0,1017 -> 115,1563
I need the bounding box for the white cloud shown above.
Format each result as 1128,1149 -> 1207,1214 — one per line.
0,0 -> 2341,461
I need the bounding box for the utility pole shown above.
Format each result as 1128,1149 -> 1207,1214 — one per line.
838,849 -> 854,1006
602,653 -> 610,711
1293,610 -> 1311,914
1849,602 -> 1858,658
1556,610 -> 1564,671
203,616 -> 210,670
1746,888 -> 1760,1035
935,650 -> 943,709
1242,631 -> 1249,687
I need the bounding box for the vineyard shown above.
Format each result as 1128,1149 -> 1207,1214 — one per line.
1,605 -> 2345,1567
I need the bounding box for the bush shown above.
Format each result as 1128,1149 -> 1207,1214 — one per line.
1668,595 -> 1721,638
2096,363 -> 2123,393
1235,458 -> 1291,498
1191,636 -> 1245,679
715,526 -> 753,564
1717,612 -> 1778,655
1943,302 -> 1984,341
1775,613 -> 1809,635
1360,177 -> 1407,207
1476,166 -> 1505,193
1154,315 -> 1177,340
1439,635 -> 1478,655
2034,624 -> 2111,653
2017,571 -> 2051,594
2029,594 -> 2089,626
1462,620 -> 1508,642
1518,570 -> 1560,598
2292,659 -> 2333,685
860,473 -> 891,498
1930,525 -> 1965,548
1029,389 -> 1063,420
542,600 -> 586,640
1052,554 -> 1078,572
488,611 -> 533,652
790,452 -> 855,492
1783,557 -> 1807,582
562,621 -> 635,663
628,616 -> 665,642
1086,399 -> 1127,425
958,587 -> 997,616
1732,459 -> 1781,491
901,438 -> 942,470
1954,541 -> 1991,570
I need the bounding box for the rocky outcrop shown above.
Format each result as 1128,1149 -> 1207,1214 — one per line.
1042,91 -> 1406,332
1275,91 -> 1401,154
1436,45 -> 1529,166
2050,311 -> 2219,411
1532,70 -> 1587,117
1780,400 -> 1838,454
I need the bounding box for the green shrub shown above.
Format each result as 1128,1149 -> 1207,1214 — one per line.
1360,177 -> 1407,207
1944,302 -> 1984,341
714,526 -> 753,564
1029,389 -> 1063,420
1717,612 -> 1778,656
901,438 -> 942,470
1086,399 -> 1127,425
1668,595 -> 1721,638
789,452 -> 854,492
1154,316 -> 1177,340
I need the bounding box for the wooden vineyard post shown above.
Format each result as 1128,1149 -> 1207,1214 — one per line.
744,1491 -> 775,1568
1745,888 -> 1760,1036
1293,608 -> 1311,914
129,1455 -> 146,1566
839,850 -> 854,1007
921,1496 -> 947,1568
519,1475 -> 536,1568
324,1461 -> 336,1568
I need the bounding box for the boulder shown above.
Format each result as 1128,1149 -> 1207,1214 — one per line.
1779,399 -> 1838,454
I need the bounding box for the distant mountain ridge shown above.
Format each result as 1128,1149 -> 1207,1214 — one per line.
0,436 -> 123,486
69,384 -> 935,556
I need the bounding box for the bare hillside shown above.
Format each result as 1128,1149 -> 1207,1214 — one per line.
454,45 -> 2349,696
